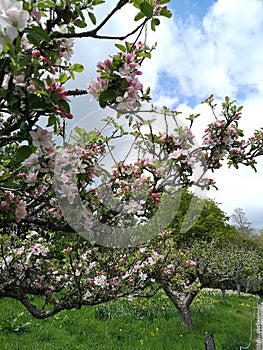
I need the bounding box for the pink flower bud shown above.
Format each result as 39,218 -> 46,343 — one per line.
32,49 -> 41,58
104,59 -> 112,67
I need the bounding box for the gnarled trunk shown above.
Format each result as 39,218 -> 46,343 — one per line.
163,286 -> 198,330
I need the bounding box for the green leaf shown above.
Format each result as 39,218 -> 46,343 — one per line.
93,0 -> 105,5
115,43 -> 126,52
98,90 -> 116,108
31,78 -> 45,90
151,18 -> 156,31
33,90 -> 49,96
132,0 -> 143,9
88,11 -> 96,25
153,18 -> 160,26
26,26 -> 51,43
158,0 -> 170,4
74,127 -> 85,136
59,73 -> 68,83
159,8 -> 172,18
72,63 -> 84,73
16,146 -> 34,162
125,41 -> 132,52
74,19 -> 87,28
134,11 -> 145,21
19,122 -> 29,136
140,2 -> 153,18
57,100 -> 70,113
28,94 -> 48,111
76,6 -> 85,22
47,115 -> 57,127
137,51 -> 151,58
26,34 -> 40,47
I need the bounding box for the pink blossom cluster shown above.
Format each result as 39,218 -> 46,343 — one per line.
0,191 -> 26,223
203,120 -> 240,147
88,42 -> 150,109
0,230 -> 167,305
202,120 -> 244,169
110,159 -> 161,211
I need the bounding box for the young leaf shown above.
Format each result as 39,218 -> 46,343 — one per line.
115,44 -> 126,52
139,2 -> 153,18
74,19 -> 87,28
159,8 -> 172,18
88,11 -> 96,25
73,63 -> 84,73
47,115 -> 58,127
134,11 -> 145,21
137,51 -> 151,58
151,18 -> 156,31
59,73 -> 68,83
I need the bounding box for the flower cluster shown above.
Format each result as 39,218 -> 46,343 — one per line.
0,191 -> 26,223
202,119 -> 244,169
0,0 -> 29,53
0,230 -> 165,307
88,41 -> 152,109
110,159 -> 162,217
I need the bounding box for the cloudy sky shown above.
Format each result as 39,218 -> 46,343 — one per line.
68,0 -> 263,229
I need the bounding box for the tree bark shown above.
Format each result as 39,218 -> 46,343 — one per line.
221,285 -> 226,305
163,286 -> 198,330
177,304 -> 193,329
237,283 -> 241,297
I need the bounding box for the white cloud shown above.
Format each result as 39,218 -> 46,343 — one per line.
147,0 -> 263,101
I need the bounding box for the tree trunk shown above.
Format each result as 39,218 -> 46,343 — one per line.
245,281 -> 250,293
177,304 -> 193,329
163,286 -> 197,330
221,285 -> 226,305
237,283 -> 241,297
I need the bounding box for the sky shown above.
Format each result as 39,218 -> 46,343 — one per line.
68,0 -> 263,229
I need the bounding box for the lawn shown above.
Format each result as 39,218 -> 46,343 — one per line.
0,289 -> 259,350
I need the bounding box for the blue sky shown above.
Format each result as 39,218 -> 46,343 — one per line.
171,0 -> 216,19
70,0 -> 263,229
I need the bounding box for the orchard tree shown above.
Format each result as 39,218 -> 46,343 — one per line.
1,0 -> 263,320
157,237 -> 262,330
154,195 -> 237,329
191,239 -> 261,303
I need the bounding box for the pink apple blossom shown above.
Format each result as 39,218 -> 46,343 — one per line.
29,127 -> 53,149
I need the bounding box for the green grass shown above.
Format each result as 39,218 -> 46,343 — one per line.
0,289 -> 259,350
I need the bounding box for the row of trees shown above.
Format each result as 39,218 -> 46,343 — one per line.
1,0 -> 263,330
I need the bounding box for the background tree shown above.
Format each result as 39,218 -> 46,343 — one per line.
191,239 -> 261,303
230,207 -> 254,238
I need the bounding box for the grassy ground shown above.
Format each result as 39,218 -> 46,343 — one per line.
0,289 -> 258,350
